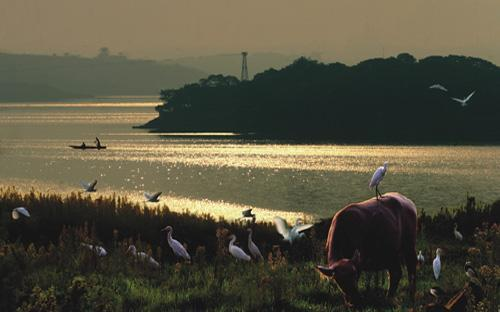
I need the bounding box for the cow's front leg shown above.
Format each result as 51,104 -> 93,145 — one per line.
387,265 -> 401,298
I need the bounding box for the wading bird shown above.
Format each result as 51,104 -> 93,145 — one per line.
127,245 -> 160,269
429,84 -> 448,92
417,250 -> 425,266
12,207 -> 30,220
433,248 -> 442,280
247,229 -> 263,260
369,161 -> 388,199
81,243 -> 107,257
228,234 -> 251,261
451,91 -> 475,107
144,191 -> 162,202
464,261 -> 480,285
274,217 -> 314,244
453,223 -> 463,241
81,179 -> 97,192
161,226 -> 191,261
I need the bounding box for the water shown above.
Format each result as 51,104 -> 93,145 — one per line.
1,98 -> 500,221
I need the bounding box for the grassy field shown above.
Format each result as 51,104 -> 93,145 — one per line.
0,188 -> 498,311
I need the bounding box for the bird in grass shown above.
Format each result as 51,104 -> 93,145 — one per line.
274,217 -> 314,244
429,84 -> 448,92
81,243 -> 107,257
429,286 -> 446,304
464,261 -> 480,285
12,207 -> 30,220
81,179 -> 97,192
433,248 -> 442,280
453,223 -> 463,241
161,226 -> 191,261
451,91 -> 475,107
247,229 -> 263,260
127,245 -> 160,269
228,234 -> 251,261
144,191 -> 162,202
417,250 -> 425,266
369,161 -> 388,199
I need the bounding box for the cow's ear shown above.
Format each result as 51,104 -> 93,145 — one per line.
351,250 -> 361,267
316,265 -> 335,277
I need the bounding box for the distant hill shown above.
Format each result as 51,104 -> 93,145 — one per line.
145,53 -> 500,142
0,82 -> 87,102
163,52 -> 297,79
0,52 -> 206,101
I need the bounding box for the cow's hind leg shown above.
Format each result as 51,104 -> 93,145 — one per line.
387,265 -> 402,298
404,248 -> 417,302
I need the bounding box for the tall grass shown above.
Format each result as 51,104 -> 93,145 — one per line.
0,188 -> 498,311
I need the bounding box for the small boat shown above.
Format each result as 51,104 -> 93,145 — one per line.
69,145 -> 106,150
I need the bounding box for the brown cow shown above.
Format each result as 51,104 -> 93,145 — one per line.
317,192 -> 417,307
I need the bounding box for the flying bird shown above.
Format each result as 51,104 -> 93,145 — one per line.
451,91 -> 475,107
228,234 -> 251,261
274,217 -> 314,244
161,226 -> 191,261
81,180 -> 97,192
81,243 -> 107,257
12,207 -> 30,220
369,161 -> 388,199
127,245 -> 160,269
240,208 -> 255,219
453,223 -> 463,241
417,250 -> 425,266
429,84 -> 448,92
144,191 -> 162,202
433,248 -> 442,280
247,229 -> 263,260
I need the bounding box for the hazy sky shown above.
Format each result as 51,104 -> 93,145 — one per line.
1,0 -> 500,64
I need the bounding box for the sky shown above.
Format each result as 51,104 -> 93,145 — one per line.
1,0 -> 500,64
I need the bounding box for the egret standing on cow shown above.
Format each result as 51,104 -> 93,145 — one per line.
369,161 -> 388,199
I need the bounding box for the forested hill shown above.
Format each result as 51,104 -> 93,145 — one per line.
0,52 -> 206,101
145,53 -> 500,142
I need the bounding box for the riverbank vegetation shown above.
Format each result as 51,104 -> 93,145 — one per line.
1,188 -> 498,311
146,54 -> 500,142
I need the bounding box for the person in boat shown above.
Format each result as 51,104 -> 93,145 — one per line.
80,142 -> 86,148
95,137 -> 101,149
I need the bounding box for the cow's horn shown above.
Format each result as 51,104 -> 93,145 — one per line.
316,265 -> 335,277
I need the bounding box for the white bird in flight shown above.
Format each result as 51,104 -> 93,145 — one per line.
451,91 -> 475,107
454,223 -> 463,241
81,243 -> 107,257
12,207 -> 30,220
417,250 -> 425,266
81,180 -> 97,192
429,84 -> 448,92
433,248 -> 442,280
228,234 -> 251,261
369,161 -> 388,199
161,226 -> 191,261
247,229 -> 263,260
127,245 -> 160,269
144,191 -> 162,202
274,217 -> 314,244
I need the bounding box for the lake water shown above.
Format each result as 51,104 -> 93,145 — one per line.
1,98 -> 500,222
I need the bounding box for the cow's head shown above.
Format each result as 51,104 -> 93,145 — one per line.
316,250 -> 362,306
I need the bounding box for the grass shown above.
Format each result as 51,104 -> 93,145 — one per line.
0,188 -> 499,311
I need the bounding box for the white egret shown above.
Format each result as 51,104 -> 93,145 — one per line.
417,250 -> 425,266
369,161 -> 388,199
12,207 -> 30,220
161,226 -> 191,261
429,84 -> 448,92
433,248 -> 442,280
81,243 -> 107,257
81,180 -> 97,192
274,217 -> 314,244
451,91 -> 475,107
453,223 -> 463,241
144,191 -> 162,202
247,229 -> 263,260
228,234 -> 251,261
127,245 -> 160,269
464,261 -> 480,285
